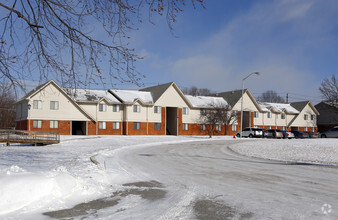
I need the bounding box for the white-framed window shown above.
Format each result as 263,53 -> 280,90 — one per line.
267,112 -> 272,118
33,120 -> 42,128
216,124 -> 222,131
113,122 -> 120,129
200,109 -> 206,115
183,123 -> 188,130
154,106 -> 161,114
281,113 -> 285,119
33,100 -> 42,109
304,114 -> 308,120
113,104 -> 120,112
304,127 -> 308,131
50,101 -> 59,110
50,120 -> 58,128
99,104 -> 107,112
133,105 -> 141,113
232,124 -> 237,131
183,107 -> 189,115
232,110 -> 238,117
154,123 -> 161,130
282,126 -> 285,131
99,121 -> 106,129
254,111 -> 259,118
268,126 -> 272,129
311,127 -> 315,132
254,125 -> 258,128
311,115 -> 315,120
134,122 -> 140,129
200,124 -> 206,131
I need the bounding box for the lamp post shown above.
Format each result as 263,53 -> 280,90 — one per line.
28,103 -> 31,131
240,72 -> 260,138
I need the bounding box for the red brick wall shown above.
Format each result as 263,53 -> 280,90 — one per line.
126,122 -> 148,135
250,112 -> 254,127
179,123 -> 225,136
88,121 -> 97,135
97,122 -> 122,135
177,108 -> 182,136
29,120 -> 71,135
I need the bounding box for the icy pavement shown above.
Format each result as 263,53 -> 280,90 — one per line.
0,136 -> 337,219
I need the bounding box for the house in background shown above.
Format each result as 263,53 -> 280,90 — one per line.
15,80 -> 319,136
315,101 -> 338,132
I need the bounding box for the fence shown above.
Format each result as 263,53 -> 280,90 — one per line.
0,129 -> 60,146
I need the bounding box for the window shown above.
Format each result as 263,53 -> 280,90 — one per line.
33,100 -> 42,109
304,127 -> 308,131
33,120 -> 42,128
154,106 -> 161,114
50,101 -> 59,110
311,127 -> 315,132
311,115 -> 315,120
133,105 -> 141,112
113,104 -> 120,112
254,111 -> 259,118
183,107 -> 189,115
304,114 -> 308,120
99,121 -> 106,129
113,122 -> 120,129
282,126 -> 285,131
200,124 -> 206,131
281,113 -> 285,119
99,104 -> 107,112
267,112 -> 272,118
183,123 -> 188,130
200,109 -> 206,115
232,124 -> 237,131
154,123 -> 161,130
216,124 -> 222,131
134,122 -> 140,129
268,126 -> 272,129
50,120 -> 58,128
232,110 -> 238,117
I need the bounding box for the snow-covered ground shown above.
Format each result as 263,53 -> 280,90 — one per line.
0,136 -> 337,219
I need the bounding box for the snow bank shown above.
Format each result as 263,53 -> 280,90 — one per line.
229,139 -> 338,165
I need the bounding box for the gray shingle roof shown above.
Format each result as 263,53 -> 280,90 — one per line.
140,82 -> 173,103
213,89 -> 247,107
290,101 -> 308,112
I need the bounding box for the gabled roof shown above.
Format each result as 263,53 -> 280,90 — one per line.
290,101 -> 319,115
186,95 -> 229,108
258,102 -> 299,114
65,88 -> 120,103
16,80 -> 96,121
214,89 -> 245,107
140,82 -> 173,103
214,89 -> 262,111
109,89 -> 153,105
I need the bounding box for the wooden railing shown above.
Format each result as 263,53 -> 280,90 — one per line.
0,129 -> 60,146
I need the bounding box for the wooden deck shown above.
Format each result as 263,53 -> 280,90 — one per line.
0,129 -> 60,146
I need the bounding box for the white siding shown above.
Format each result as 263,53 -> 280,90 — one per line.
155,86 -> 189,108
291,104 -> 317,127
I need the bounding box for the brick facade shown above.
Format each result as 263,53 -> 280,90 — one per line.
27,120 -> 71,135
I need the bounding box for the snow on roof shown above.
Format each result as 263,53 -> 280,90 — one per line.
259,102 -> 299,114
65,89 -> 120,103
109,89 -> 154,104
185,95 -> 229,108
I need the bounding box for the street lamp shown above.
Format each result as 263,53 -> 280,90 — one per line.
28,103 -> 31,131
240,72 -> 260,138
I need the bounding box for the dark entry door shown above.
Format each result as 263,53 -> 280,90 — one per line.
72,121 -> 86,135
166,107 -> 178,135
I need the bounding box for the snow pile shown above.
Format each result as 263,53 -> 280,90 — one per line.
229,139 -> 338,165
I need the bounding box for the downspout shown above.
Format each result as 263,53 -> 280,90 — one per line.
146,106 -> 149,135
96,103 -> 98,135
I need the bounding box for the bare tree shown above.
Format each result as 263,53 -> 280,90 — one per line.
319,75 -> 338,104
0,82 -> 16,129
0,0 -> 204,93
182,86 -> 211,96
199,103 -> 235,138
257,90 -> 285,103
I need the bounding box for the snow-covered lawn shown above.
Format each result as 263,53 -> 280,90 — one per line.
0,136 -> 337,219
229,138 -> 338,165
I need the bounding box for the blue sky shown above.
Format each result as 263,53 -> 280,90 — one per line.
121,0 -> 338,104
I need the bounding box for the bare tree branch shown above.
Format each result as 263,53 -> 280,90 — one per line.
319,74 -> 338,104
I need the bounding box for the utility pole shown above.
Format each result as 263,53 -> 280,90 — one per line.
286,93 -> 288,103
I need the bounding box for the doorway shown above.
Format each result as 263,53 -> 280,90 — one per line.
166,107 -> 178,135
242,111 -> 251,128
72,121 -> 86,135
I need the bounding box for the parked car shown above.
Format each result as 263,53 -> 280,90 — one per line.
291,131 -> 309,139
236,127 -> 264,138
262,129 -> 273,138
304,131 -> 319,138
320,126 -> 338,138
265,129 -> 284,138
282,131 -> 295,139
